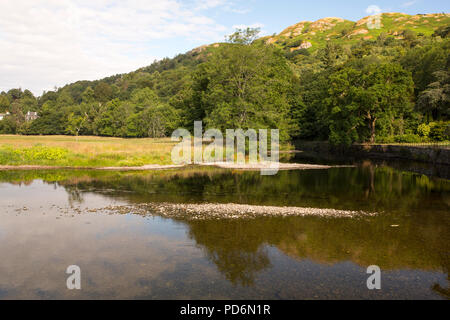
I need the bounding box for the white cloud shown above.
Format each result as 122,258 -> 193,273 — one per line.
194,0 -> 227,10
402,0 -> 418,7
366,5 -> 382,15
232,23 -> 264,30
0,0 -> 231,95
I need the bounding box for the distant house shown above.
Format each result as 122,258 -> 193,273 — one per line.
0,111 -> 10,121
25,111 -> 39,122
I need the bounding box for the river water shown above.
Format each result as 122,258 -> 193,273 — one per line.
0,162 -> 448,299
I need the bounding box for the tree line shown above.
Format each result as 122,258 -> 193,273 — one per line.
0,28 -> 448,144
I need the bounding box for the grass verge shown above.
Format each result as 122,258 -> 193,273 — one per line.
0,135 -> 176,167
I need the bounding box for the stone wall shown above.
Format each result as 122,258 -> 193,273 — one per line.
293,141 -> 450,165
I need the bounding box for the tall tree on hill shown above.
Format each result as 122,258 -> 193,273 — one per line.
188,28 -> 296,142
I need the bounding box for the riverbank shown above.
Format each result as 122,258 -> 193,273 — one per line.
294,141 -> 450,165
0,135 -> 298,168
0,134 -> 346,171
2,135 -> 447,170
0,162 -> 353,171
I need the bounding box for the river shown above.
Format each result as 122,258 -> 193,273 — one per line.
0,161 -> 448,299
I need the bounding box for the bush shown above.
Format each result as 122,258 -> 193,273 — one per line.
429,122 -> 450,142
417,123 -> 431,138
394,134 -> 422,143
375,136 -> 395,144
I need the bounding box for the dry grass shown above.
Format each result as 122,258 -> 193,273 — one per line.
0,135 -> 295,168
0,135 -> 177,167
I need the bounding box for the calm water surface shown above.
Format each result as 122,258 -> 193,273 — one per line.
0,162 -> 448,299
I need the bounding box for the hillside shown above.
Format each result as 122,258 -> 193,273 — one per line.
36,13 -> 450,100
0,12 -> 449,145
258,13 -> 450,52
7,12 -> 448,102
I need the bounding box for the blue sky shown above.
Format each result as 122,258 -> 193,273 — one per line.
0,0 -> 448,95
217,0 -> 449,35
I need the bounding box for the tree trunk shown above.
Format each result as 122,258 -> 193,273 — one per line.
369,118 -> 377,144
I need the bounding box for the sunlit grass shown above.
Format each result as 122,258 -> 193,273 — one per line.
0,135 -> 177,167
0,135 -> 295,167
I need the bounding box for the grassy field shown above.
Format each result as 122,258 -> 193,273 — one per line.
0,135 -> 177,167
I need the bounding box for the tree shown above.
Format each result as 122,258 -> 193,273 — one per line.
401,42 -> 448,94
7,88 -> 23,101
27,101 -> 68,135
94,99 -> 129,136
0,95 -> 9,112
417,71 -> 450,121
319,42 -> 347,68
189,28 -> 296,142
328,63 -> 414,144
81,87 -> 95,103
56,90 -> 74,106
94,82 -> 113,103
226,28 -> 261,45
66,105 -> 89,138
130,88 -> 159,112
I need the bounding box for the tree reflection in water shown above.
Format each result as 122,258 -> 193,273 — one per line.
0,162 -> 448,289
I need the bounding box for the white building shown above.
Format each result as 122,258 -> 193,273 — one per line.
0,111 -> 10,121
25,111 -> 39,121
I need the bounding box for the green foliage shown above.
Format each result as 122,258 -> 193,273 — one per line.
94,82 -> 113,102
186,30 -> 296,142
327,62 -> 414,144
227,27 -> 261,45
0,95 -> 10,112
0,115 -> 17,134
417,70 -> 450,120
433,25 -> 450,38
394,134 -> 422,143
0,145 -> 68,163
417,123 -> 431,137
429,121 -> 450,141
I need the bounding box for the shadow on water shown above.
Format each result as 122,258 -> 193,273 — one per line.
0,161 -> 448,299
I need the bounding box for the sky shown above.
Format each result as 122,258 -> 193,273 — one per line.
0,0 -> 449,95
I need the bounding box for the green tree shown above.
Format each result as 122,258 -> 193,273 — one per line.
227,27 -> 261,45
328,63 -> 414,144
94,82 -> 113,103
417,70 -> 450,121
81,87 -> 95,103
0,95 -> 9,112
189,28 -> 296,142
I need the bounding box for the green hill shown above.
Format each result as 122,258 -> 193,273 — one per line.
258,13 -> 450,52
1,12 -> 449,145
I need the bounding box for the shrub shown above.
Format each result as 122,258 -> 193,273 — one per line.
417,123 -> 431,138
394,134 -> 422,143
375,136 -> 395,144
429,122 -> 450,142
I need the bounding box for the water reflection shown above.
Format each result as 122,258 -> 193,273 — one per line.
0,162 -> 448,299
